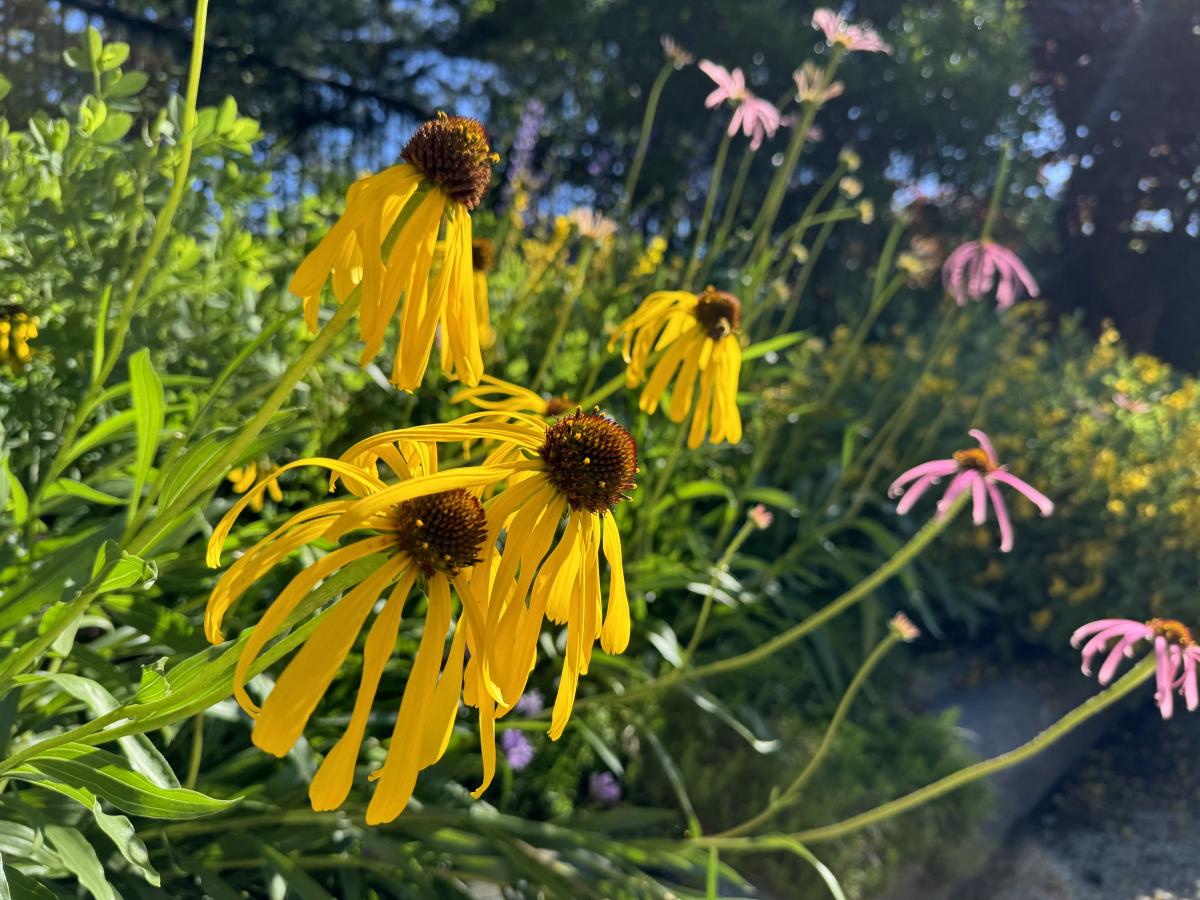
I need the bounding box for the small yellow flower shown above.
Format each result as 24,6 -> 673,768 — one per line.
838,176 -> 863,199
857,199 -> 875,224
290,113 -> 498,391
634,236 -> 667,277
610,287 -> 744,448
838,147 -> 862,172
0,307 -> 39,373
226,460 -> 285,513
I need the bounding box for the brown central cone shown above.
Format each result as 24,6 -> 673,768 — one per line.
693,287 -> 742,340
391,489 -> 488,577
953,447 -> 995,473
540,409 -> 638,513
401,113 -> 497,210
1149,618 -> 1195,646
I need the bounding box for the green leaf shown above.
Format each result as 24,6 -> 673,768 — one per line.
3,869 -> 57,900
17,744 -> 236,820
97,43 -> 129,72
13,673 -> 177,787
106,71 -> 148,99
215,96 -> 238,134
62,410 -> 137,467
0,75 -> 11,103
743,330 -> 809,361
128,349 -> 164,523
84,27 -> 103,69
92,547 -> 157,594
90,286 -> 111,384
154,431 -> 228,512
24,779 -> 159,887
45,824 -> 115,900
776,839 -> 847,900
43,479 -> 125,507
740,486 -> 799,512
0,851 -> 9,900
78,97 -> 107,135
91,112 -> 132,144
1,454 -> 27,525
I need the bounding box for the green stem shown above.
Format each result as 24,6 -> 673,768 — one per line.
579,495 -> 966,710
531,242 -> 596,391
790,655 -> 1155,843
683,518 -> 757,663
719,633 -> 901,836
126,293 -> 360,556
820,273 -> 907,404
621,62 -> 675,226
748,52 -> 843,263
684,130 -> 733,289
771,214 -> 839,337
184,713 -> 203,790
980,140 -> 1012,244
635,420 -> 688,550
697,145 -> 754,286
0,708 -> 123,774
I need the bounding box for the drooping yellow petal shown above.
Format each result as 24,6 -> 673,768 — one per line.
365,576 -> 454,825
417,578 -> 470,767
599,514 -> 630,654
254,555 -> 408,756
639,334 -> 696,415
688,357 -> 718,449
309,569 -> 416,811
207,458 -> 386,567
231,537 -> 392,715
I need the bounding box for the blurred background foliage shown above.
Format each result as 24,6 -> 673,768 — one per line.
0,0 -> 1196,897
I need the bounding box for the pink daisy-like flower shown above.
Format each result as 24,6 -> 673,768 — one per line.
699,60 -> 782,151
941,240 -> 1040,311
888,429 -> 1054,552
1070,618 -> 1197,719
812,8 -> 893,54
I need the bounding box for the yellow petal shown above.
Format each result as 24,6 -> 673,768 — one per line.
232,537 -> 392,715
599,514 -> 630,654
309,569 -> 416,811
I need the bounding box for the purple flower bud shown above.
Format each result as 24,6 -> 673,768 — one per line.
588,771 -> 621,806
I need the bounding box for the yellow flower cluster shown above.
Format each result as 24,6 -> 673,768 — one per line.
0,308 -> 38,373
207,114 -> 751,826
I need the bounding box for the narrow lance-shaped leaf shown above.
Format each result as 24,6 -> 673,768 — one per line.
128,349 -> 164,525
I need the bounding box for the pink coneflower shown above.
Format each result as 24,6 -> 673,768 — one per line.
793,61 -> 844,105
1071,618 -> 1198,718
888,429 -> 1054,552
1113,392 -> 1151,414
812,8 -> 893,54
699,60 -> 782,151
941,240 -> 1040,311
660,35 -> 694,68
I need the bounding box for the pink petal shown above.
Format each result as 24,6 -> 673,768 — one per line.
887,459 -> 958,496
971,476 -> 988,525
990,470 -> 1055,517
968,429 -> 998,466
811,8 -> 843,40
1079,623 -> 1139,673
1155,635 -> 1176,719
1098,633 -> 1145,683
985,481 -> 1013,552
894,473 -> 940,515
989,243 -> 1040,298
937,471 -> 977,518
1184,653 -> 1199,711
1070,619 -> 1143,648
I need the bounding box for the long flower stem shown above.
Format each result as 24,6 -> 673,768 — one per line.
127,293 -> 360,555
719,633 -> 901,836
748,53 -> 843,264
684,130 -> 733,289
820,273 -> 906,404
698,145 -> 755,285
579,495 -> 966,710
531,242 -> 596,391
980,140 -> 1012,244
26,0 -> 211,550
656,656 -> 1155,859
790,655 -> 1155,843
683,518 -> 758,663
621,62 -> 675,226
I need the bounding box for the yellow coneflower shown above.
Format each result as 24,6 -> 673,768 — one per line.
451,374 -> 572,419
289,113 -> 499,391
206,443 -> 496,825
322,408 -> 637,790
0,306 -> 39,374
610,286 -> 744,448
226,459 -> 284,513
